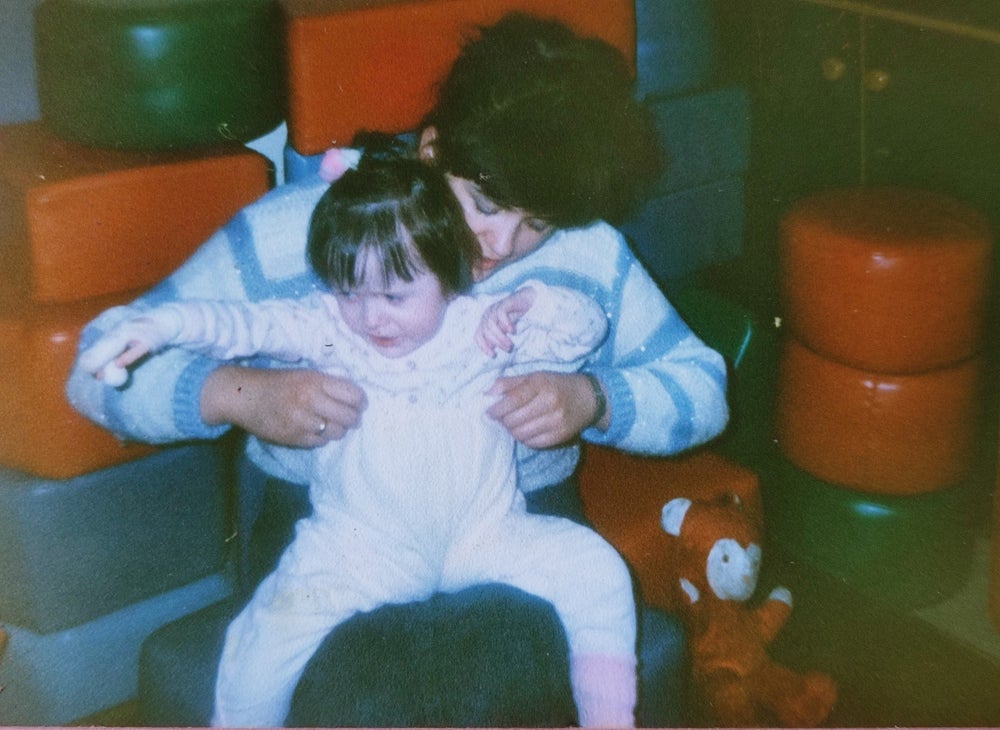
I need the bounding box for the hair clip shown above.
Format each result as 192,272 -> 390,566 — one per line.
319,147 -> 363,182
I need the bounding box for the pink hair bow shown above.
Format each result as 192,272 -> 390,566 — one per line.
318,147 -> 363,182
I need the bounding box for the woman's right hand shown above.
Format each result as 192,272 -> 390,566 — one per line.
200,365 -> 367,448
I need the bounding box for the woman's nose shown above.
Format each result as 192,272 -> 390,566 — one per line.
479,218 -> 518,258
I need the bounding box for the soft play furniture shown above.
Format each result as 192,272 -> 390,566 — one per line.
780,186 -> 991,374
282,0 -> 634,154
33,0 -> 285,150
775,338 -> 984,495
0,442 -> 229,633
0,123 -> 272,304
579,448 -> 761,614
762,457 -> 982,609
0,573 -> 228,726
660,494 -> 837,727
0,290 -> 158,478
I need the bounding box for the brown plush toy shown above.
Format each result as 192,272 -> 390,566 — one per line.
660,494 -> 837,727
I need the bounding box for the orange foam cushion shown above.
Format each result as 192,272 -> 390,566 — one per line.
780,187 -> 992,374
282,0 -> 635,155
0,122 -> 272,304
0,290 -> 157,479
577,444 -> 760,612
775,337 -> 984,496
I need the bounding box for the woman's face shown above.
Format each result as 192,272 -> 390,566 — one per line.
445,174 -> 553,281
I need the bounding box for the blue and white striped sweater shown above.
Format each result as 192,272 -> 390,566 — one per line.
67,175 -> 728,493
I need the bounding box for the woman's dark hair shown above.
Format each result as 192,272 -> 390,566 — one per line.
307,139 -> 478,296
423,12 -> 664,228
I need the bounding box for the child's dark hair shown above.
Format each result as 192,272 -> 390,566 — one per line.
307,140 -> 478,296
423,12 -> 664,228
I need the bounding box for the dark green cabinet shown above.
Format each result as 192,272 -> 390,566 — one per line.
733,0 -> 1000,301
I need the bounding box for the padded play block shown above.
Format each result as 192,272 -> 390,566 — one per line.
0,442 -> 230,633
634,0 -> 717,99
0,573 -> 230,726
622,177 -> 744,282
781,187 -> 992,373
669,283 -> 779,470
775,337 -> 984,495
0,290 -> 160,479
34,0 -> 285,150
762,456 -> 983,610
648,87 -> 750,195
578,445 -> 760,612
282,0 -> 635,154
0,122 -> 272,304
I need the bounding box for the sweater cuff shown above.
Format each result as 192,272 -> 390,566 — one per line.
173,356 -> 231,440
581,366 -> 633,446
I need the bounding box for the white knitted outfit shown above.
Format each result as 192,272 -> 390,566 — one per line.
107,284 -> 638,727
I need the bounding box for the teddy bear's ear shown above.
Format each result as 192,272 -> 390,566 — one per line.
661,498 -> 692,536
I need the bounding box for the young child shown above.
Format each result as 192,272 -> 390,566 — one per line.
79,151 -> 637,728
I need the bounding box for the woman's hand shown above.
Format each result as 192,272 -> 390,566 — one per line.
486,371 -> 608,449
201,366 -> 367,448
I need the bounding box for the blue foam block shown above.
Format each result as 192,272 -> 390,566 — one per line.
635,0 -> 718,98
283,143 -> 323,184
0,442 -> 230,633
622,177 -> 744,283
0,573 -> 231,725
650,87 -> 750,194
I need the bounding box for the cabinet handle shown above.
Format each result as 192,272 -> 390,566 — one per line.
821,56 -> 846,81
863,68 -> 891,92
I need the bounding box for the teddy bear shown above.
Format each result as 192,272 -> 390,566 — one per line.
660,493 -> 837,727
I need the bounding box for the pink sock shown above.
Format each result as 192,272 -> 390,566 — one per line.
570,654 -> 637,728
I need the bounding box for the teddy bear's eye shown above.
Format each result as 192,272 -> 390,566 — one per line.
722,554 -> 730,563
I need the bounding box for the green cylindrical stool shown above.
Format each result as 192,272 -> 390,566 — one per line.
35,0 -> 286,150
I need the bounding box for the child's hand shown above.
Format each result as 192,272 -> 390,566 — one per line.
475,286 -> 537,357
78,314 -> 179,387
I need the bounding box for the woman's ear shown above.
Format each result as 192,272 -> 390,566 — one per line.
418,126 -> 438,163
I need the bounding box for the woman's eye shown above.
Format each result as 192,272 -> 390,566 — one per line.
526,218 -> 550,233
472,193 -> 500,216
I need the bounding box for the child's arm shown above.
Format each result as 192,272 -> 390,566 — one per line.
477,281 -> 608,366
475,286 -> 538,356
79,297 -> 337,386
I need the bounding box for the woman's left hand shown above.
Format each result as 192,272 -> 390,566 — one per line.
486,371 -> 607,449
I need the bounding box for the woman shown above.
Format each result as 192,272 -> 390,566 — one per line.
67,13 -> 728,726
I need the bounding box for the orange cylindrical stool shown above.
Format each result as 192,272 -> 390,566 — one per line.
774,338 -> 984,496
780,187 -> 991,374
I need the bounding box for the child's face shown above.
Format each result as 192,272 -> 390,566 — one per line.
333,252 -> 450,359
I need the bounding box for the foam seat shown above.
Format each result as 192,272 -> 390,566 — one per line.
780,186 -> 991,374
0,574 -> 229,726
775,337 -> 983,495
34,0 -> 285,150
578,446 -> 760,612
282,0 -> 634,155
0,290 -> 159,478
762,457 -> 983,610
0,123 -> 272,304
0,442 -> 230,633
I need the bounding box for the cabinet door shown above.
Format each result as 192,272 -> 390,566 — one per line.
865,18 -> 1000,227
741,0 -> 862,297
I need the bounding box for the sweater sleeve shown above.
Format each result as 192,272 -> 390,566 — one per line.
475,222 -> 729,459
65,179 -> 329,444
582,254 -> 729,456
